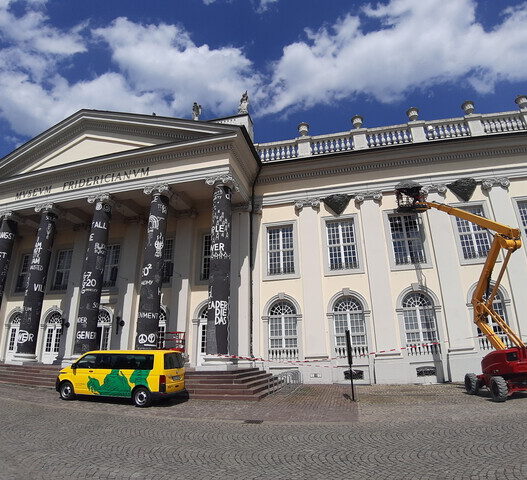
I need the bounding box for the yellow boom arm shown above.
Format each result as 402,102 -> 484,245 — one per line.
421,201 -> 525,350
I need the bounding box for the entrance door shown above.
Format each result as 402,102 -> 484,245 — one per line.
197,322 -> 207,365
5,313 -> 21,363
41,312 -> 62,364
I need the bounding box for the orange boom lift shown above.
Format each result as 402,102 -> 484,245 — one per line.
395,181 -> 527,402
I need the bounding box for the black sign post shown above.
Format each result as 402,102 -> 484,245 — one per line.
345,329 -> 356,402
74,195 -> 113,355
135,185 -> 171,350
0,213 -> 18,309
16,205 -> 57,359
205,179 -> 234,355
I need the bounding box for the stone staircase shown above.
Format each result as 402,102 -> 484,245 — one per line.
0,363 -> 283,401
0,363 -> 60,388
185,368 -> 283,401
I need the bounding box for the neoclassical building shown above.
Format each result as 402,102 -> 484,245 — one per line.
1,95 -> 527,384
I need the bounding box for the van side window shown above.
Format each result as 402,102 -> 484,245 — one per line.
164,353 -> 184,369
110,354 -> 153,370
76,354 -> 97,369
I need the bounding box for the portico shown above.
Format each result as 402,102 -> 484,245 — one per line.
0,109 -> 258,366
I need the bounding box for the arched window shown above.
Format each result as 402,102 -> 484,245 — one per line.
6,311 -> 21,356
198,305 -> 208,355
268,300 -> 298,360
402,292 -> 439,350
477,290 -> 511,350
97,309 -> 112,350
42,311 -> 62,362
332,296 -> 368,357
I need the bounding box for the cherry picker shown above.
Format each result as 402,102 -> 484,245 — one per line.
395,181 -> 527,402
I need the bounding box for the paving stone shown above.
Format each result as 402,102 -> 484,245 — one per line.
0,383 -> 526,479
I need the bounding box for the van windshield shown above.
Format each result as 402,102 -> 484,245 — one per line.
164,352 -> 184,369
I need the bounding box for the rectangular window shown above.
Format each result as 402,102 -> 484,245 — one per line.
51,249 -> 73,290
15,253 -> 31,292
326,219 -> 358,270
267,225 -> 295,275
162,238 -> 174,284
455,205 -> 491,260
200,234 -> 211,281
388,214 -> 426,265
517,201 -> 527,236
102,245 -> 120,288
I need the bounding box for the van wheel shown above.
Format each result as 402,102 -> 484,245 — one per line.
59,381 -> 75,401
133,387 -> 152,408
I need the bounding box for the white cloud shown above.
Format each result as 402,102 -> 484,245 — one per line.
0,4 -> 261,139
201,0 -> 278,12
93,17 -> 263,116
262,0 -> 527,114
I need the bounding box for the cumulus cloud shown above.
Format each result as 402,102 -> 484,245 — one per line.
201,0 -> 278,12
93,17 -> 262,117
262,0 -> 527,114
0,3 -> 260,139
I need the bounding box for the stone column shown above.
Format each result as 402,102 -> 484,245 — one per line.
0,212 -> 19,308
135,185 -> 171,350
73,194 -> 113,355
15,204 -> 57,361
205,175 -> 237,355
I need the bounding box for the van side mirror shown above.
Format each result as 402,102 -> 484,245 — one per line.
71,363 -> 77,370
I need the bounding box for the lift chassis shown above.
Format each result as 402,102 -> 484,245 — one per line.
395,181 -> 527,402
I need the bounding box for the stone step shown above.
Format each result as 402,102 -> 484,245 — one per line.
185,372 -> 272,385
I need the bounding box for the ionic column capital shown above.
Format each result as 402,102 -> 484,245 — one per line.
87,193 -> 114,208
0,211 -> 22,223
205,174 -> 240,192
354,191 -> 383,204
481,177 -> 511,191
294,198 -> 320,211
143,184 -> 173,198
421,183 -> 448,196
34,203 -> 60,216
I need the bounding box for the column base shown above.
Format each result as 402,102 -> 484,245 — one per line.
11,353 -> 38,365
195,355 -> 254,371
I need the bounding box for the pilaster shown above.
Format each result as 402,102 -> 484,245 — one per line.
296,197 -> 327,359
356,191 -> 403,382
481,177 -> 527,339
423,186 -> 479,381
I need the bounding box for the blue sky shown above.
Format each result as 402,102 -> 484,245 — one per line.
0,0 -> 527,157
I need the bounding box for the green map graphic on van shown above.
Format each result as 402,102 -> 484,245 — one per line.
87,369 -> 150,397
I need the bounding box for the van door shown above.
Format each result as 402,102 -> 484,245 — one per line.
163,352 -> 185,394
72,354 -> 98,395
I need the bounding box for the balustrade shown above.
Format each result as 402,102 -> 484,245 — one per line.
334,345 -> 369,358
255,103 -> 527,162
406,343 -> 441,356
478,334 -> 512,351
367,127 -> 411,147
481,114 -> 526,133
426,121 -> 470,140
268,347 -> 299,361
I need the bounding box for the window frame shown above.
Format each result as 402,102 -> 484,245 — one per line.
102,243 -> 121,289
262,221 -> 300,281
383,210 -> 432,271
14,252 -> 31,294
449,202 -> 494,265
321,214 -> 364,276
513,197 -> 527,255
50,248 -> 73,292
161,237 -> 175,285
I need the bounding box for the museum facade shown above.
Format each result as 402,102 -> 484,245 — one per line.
1,95 -> 527,384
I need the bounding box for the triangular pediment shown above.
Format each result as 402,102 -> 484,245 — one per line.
0,109 -> 241,178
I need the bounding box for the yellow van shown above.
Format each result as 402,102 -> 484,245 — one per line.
55,350 -> 185,407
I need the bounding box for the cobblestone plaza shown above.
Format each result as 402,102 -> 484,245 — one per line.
1,383 -> 526,479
